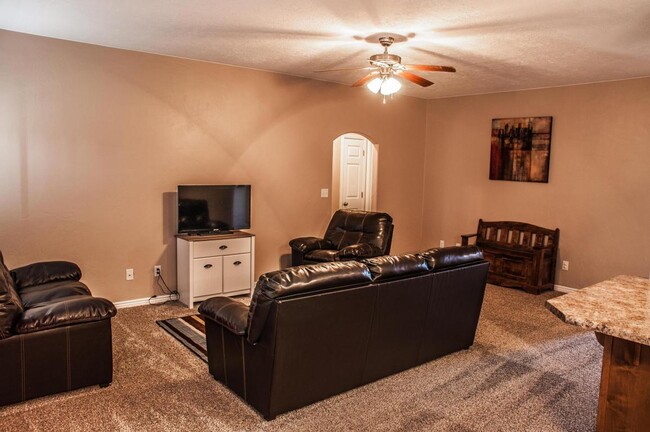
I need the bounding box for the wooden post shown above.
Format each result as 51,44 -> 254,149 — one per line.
596,333 -> 650,432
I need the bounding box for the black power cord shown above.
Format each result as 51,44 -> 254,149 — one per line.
148,273 -> 179,305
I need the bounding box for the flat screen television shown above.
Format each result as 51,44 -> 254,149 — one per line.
177,185 -> 251,234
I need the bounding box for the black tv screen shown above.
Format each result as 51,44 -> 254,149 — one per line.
177,185 -> 251,234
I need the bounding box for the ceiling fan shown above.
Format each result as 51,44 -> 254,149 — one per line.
316,36 -> 456,97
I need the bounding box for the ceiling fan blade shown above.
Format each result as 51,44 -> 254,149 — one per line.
352,72 -> 378,87
314,66 -> 374,73
403,65 -> 457,73
397,71 -> 434,87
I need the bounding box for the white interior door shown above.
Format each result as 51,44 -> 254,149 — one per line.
340,135 -> 368,210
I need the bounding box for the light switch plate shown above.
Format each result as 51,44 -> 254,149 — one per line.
320,188 -> 329,198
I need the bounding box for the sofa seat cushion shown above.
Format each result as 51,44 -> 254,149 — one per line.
338,243 -> 383,259
19,280 -> 91,309
305,249 -> 340,262
16,296 -> 117,334
362,254 -> 429,282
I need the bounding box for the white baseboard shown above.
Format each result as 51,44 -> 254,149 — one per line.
554,284 -> 577,293
114,294 -> 177,309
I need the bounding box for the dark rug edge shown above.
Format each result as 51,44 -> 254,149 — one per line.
156,315 -> 208,364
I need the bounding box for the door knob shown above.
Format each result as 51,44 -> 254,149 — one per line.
343,202 -> 349,206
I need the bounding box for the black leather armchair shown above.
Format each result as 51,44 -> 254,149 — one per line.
0,251 -> 116,406
289,210 -> 394,266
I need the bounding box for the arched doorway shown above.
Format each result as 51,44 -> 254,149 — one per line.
331,133 -> 378,214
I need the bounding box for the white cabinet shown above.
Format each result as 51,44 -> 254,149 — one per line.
176,232 -> 255,308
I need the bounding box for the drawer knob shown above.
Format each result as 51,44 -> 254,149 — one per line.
233,261 -> 242,266
219,245 -> 228,250
203,264 -> 213,269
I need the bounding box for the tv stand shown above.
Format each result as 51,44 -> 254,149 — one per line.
176,231 -> 255,308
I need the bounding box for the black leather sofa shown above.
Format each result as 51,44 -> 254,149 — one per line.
289,209 -> 394,266
0,251 -> 116,406
199,245 -> 489,420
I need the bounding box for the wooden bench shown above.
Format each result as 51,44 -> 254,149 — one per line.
461,219 -> 559,294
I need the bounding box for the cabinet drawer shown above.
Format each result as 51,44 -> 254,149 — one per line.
223,254 -> 251,293
193,237 -> 251,258
192,257 -> 223,297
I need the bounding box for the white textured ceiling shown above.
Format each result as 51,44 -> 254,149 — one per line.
1,0 -> 649,99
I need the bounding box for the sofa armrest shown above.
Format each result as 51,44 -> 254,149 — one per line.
11,261 -> 82,290
15,296 -> 116,334
460,233 -> 477,246
338,243 -> 383,259
199,297 -> 249,336
289,237 -> 334,253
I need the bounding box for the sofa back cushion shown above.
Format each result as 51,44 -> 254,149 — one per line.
362,254 -> 429,282
323,210 -> 393,253
0,253 -> 23,339
11,261 -> 82,290
419,246 -> 484,271
247,261 -> 372,343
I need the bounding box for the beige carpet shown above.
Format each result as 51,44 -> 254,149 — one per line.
0,285 -> 601,431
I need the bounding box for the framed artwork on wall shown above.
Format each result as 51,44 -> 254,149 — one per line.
489,116 -> 553,182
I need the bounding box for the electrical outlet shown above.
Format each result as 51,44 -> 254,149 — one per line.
320,188 -> 329,198
439,240 -> 445,248
455,243 -> 461,247
562,260 -> 569,271
154,265 -> 162,277
126,268 -> 134,280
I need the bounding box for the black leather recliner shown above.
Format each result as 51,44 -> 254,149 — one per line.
0,251 -> 116,407
289,209 -> 394,266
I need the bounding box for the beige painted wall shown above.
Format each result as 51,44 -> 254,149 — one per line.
423,78 -> 650,288
0,30 -> 427,302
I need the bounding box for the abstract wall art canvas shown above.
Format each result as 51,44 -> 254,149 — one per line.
489,116 -> 553,182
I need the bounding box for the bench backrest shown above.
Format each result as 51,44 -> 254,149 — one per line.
476,219 -> 559,249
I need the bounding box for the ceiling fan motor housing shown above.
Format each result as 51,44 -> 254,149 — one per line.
369,53 -> 402,66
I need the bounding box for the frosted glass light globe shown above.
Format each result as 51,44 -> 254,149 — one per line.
380,77 -> 401,95
366,77 -> 382,94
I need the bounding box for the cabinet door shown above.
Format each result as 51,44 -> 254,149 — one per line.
223,254 -> 251,293
193,257 -> 223,297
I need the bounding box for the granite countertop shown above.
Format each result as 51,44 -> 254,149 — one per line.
546,275 -> 650,346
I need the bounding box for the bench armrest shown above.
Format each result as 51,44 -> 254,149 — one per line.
460,233 -> 477,246
15,297 -> 116,334
339,243 -> 383,259
289,237 -> 335,253
11,261 -> 82,290
199,297 -> 249,336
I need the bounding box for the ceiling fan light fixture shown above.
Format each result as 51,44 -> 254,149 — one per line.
366,77 -> 383,94
380,76 -> 401,95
